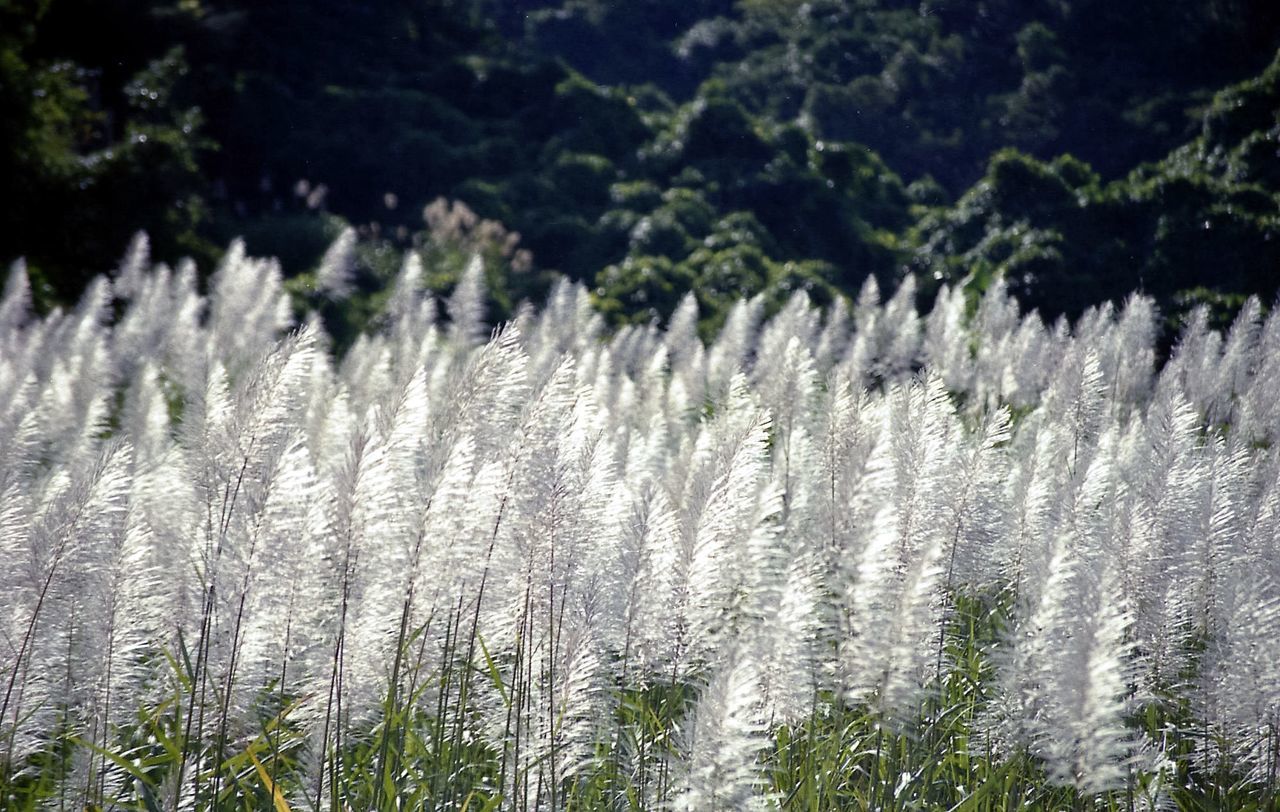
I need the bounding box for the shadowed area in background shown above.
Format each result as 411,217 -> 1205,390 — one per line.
2,0 -> 1279,339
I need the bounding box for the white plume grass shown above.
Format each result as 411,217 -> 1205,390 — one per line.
4,238 -> 1280,808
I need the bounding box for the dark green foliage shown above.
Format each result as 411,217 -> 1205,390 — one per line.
595,254 -> 696,325
724,0 -> 1280,191
909,52 -> 1280,322
0,0 -> 216,303
2,0 -> 1278,333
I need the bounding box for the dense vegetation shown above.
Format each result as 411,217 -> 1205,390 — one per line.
5,247 -> 1280,809
3,0 -> 1279,331
6,4 -> 1280,809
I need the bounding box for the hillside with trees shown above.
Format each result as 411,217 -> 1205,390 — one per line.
2,0 -> 1278,334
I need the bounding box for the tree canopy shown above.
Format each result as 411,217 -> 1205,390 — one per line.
2,0 -> 1278,333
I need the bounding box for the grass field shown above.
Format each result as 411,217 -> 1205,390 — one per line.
2,238 -> 1279,810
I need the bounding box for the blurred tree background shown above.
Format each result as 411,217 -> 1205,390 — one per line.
2,0 -> 1278,333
